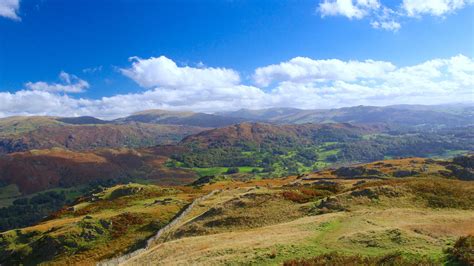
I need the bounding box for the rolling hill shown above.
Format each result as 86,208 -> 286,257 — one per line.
1,156 -> 472,265
1,104 -> 472,155
116,109 -> 247,127
219,104 -> 474,128
0,147 -> 198,195
172,122 -> 472,172
0,116 -> 207,154
0,147 -> 199,231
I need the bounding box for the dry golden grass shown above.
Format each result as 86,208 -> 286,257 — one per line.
200,176 -> 298,191
124,208 -> 474,265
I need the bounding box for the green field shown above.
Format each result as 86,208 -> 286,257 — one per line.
189,166 -> 263,177
0,184 -> 88,208
0,185 -> 21,208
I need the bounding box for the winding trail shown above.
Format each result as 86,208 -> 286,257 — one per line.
97,190 -> 220,266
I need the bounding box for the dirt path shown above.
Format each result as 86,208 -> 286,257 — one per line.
97,190 -> 220,266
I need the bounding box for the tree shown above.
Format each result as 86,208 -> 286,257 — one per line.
226,167 -> 240,174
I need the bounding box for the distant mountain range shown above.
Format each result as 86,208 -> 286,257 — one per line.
0,116 -> 207,154
218,104 -> 474,128
115,109 -> 247,127
0,104 -> 472,155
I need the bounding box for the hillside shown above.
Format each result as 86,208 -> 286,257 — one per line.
180,122 -> 377,148
0,147 -> 199,231
172,122 -> 472,174
220,104 -> 474,128
0,116 -> 206,154
0,148 -> 198,195
117,109 -> 247,127
0,183 -> 205,265
1,156 -> 472,265
1,104 -> 472,155
0,116 -> 63,136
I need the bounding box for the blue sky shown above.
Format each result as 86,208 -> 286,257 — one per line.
0,0 -> 473,118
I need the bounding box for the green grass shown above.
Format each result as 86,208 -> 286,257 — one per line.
190,167 -> 229,177
237,167 -> 263,173
0,183 -> 189,265
0,185 -> 88,208
0,185 -> 21,208
312,161 -> 331,169
0,116 -> 62,136
187,166 -> 263,177
230,216 -> 446,266
316,147 -> 340,161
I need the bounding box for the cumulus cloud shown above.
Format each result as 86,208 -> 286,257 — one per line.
402,0 -> 474,17
253,57 -> 396,87
319,0 -> 381,19
25,71 -> 89,93
0,55 -> 472,119
121,56 -> 240,89
370,20 -> 401,31
318,0 -> 474,31
0,0 -> 21,21
262,54 -> 474,109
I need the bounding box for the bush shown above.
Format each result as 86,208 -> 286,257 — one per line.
226,167 -> 240,174
12,198 -> 29,205
446,235 -> 474,265
282,187 -> 332,203
407,179 -> 474,209
283,252 -> 436,266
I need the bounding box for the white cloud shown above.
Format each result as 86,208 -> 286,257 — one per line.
0,55 -> 472,119
0,0 -> 20,21
25,71 -> 89,93
371,20 -> 401,31
253,57 -> 396,87
370,6 -> 401,31
121,56 -> 240,89
319,0 -> 380,19
262,54 -> 474,109
402,0 -> 474,17
82,66 -> 103,74
318,0 -> 474,31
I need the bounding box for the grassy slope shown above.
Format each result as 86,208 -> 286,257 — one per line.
0,116 -> 62,137
124,158 -> 474,265
0,184 -> 205,265
0,185 -> 21,208
1,157 -> 473,265
126,209 -> 474,265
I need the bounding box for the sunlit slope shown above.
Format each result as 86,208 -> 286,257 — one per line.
1,156 -> 473,265
125,157 -> 474,265
0,184 -> 205,265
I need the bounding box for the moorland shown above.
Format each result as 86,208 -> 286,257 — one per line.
0,104 -> 473,265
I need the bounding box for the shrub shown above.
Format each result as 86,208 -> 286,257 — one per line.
282,187 -> 332,203
12,198 -> 29,205
407,180 -> 474,209
446,235 -> 474,265
110,212 -> 145,238
282,190 -> 310,203
283,252 -> 436,266
226,167 -> 240,174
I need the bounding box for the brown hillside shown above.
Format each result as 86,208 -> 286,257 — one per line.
0,148 -> 198,195
0,122 -> 206,154
180,122 -> 383,148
